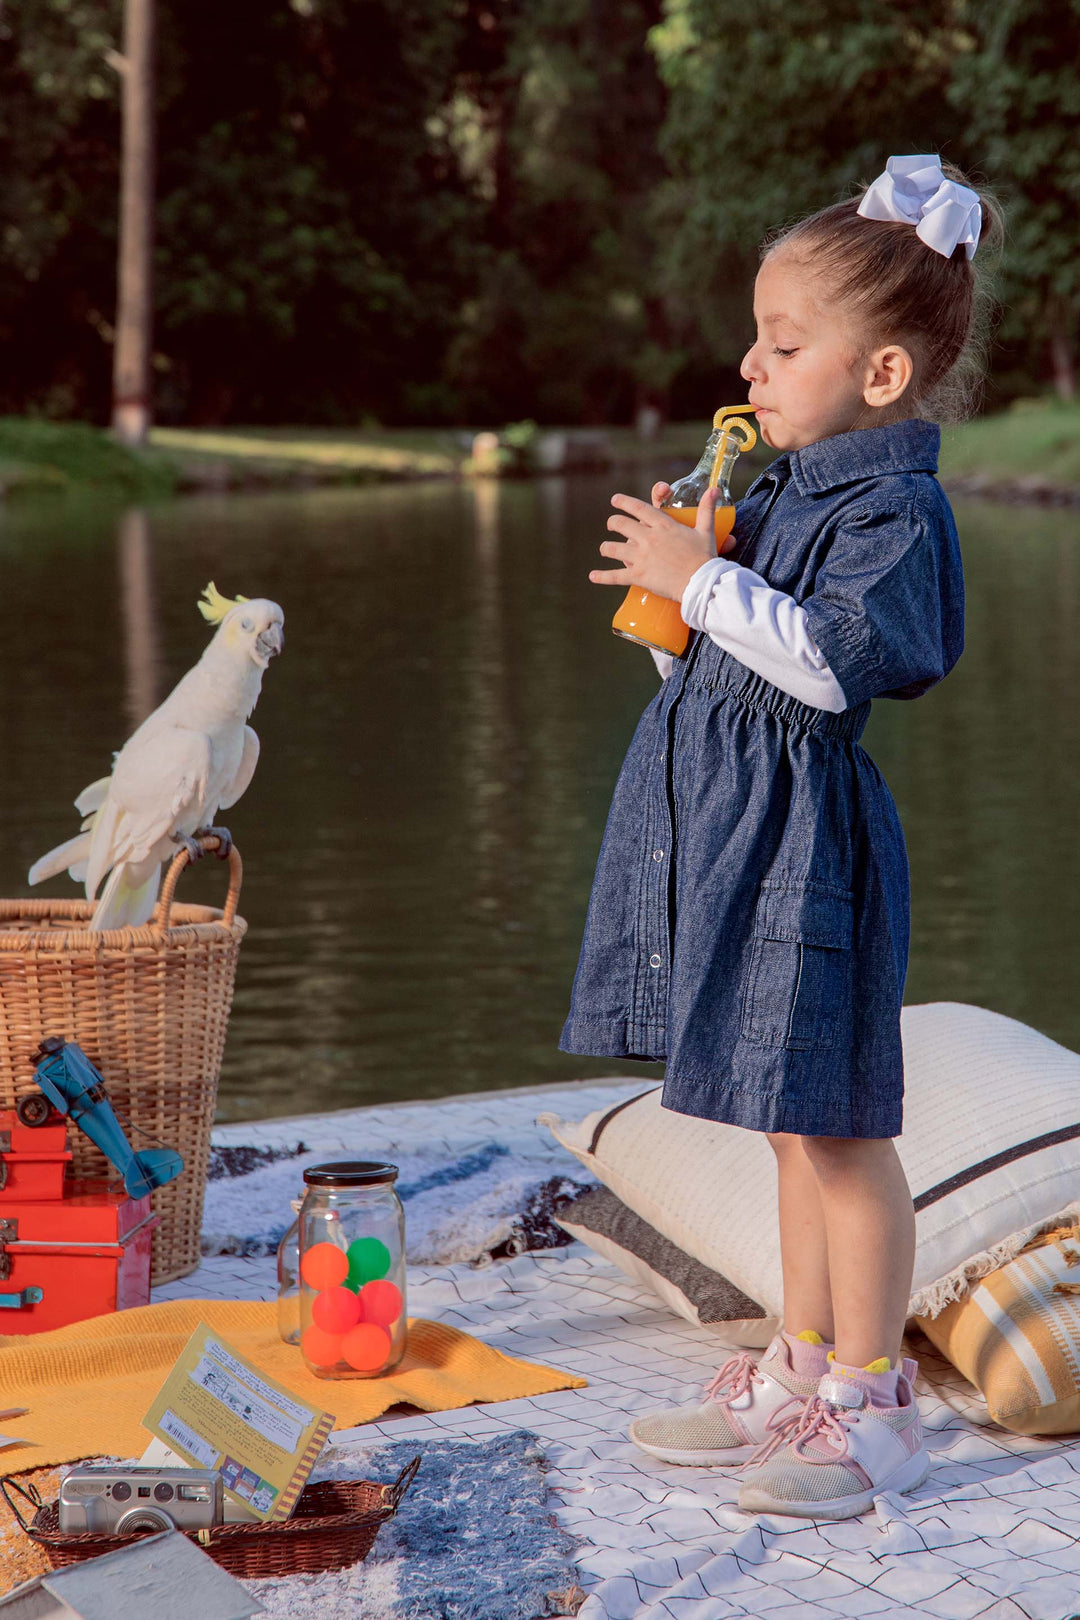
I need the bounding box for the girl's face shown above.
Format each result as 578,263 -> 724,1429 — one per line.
740,252 -> 900,452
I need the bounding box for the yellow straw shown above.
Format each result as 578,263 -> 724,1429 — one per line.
707,404 -> 758,488
708,429 -> 733,490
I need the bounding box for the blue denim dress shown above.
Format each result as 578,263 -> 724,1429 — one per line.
560,419 -> 964,1139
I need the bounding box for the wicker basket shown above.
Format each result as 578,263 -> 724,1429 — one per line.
1,1459 -> 420,1579
0,837 -> 246,1285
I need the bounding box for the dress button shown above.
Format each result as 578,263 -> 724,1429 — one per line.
652,849 -> 664,862
649,953 -> 662,968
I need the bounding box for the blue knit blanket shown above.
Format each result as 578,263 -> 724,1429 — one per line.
246,1431 -> 583,1619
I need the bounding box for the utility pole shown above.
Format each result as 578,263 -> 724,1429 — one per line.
111,0 -> 156,447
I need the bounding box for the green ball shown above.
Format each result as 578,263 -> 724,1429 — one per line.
347,1237 -> 391,1288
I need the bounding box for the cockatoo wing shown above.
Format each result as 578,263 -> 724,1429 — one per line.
30,773 -> 116,884
217,726 -> 260,811
84,726 -> 213,900
28,832 -> 93,887
74,776 -> 112,817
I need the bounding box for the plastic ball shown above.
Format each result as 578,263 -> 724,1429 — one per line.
341,1322 -> 392,1372
346,1237 -> 391,1289
300,1242 -> 349,1291
359,1279 -> 403,1328
312,1285 -> 363,1334
301,1324 -> 344,1367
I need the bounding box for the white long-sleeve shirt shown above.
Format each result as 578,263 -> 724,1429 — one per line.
649,556 -> 848,712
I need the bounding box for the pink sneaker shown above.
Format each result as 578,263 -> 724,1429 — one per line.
629,1338 -> 819,1466
738,1357 -> 930,1519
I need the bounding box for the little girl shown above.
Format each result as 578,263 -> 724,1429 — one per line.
560,156 -> 1000,1520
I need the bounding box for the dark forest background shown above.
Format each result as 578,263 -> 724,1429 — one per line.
3,0 -> 1078,427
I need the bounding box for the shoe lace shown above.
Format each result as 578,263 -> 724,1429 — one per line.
702,1351 -> 758,1408
748,1394 -> 854,1468
744,1394 -> 808,1466
791,1396 -> 853,1461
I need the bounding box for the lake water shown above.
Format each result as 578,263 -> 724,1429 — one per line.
1,475 -> 1077,1122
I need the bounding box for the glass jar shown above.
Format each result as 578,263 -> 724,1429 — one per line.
612,405 -> 757,658
276,1209 -> 302,1345
298,1161 -> 407,1379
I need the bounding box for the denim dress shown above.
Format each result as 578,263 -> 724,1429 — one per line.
560,419 -> 964,1139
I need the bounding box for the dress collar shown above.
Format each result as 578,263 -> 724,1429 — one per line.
753,419 -> 941,496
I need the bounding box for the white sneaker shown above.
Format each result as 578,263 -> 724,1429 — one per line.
628,1337 -> 820,1465
738,1357 -> 930,1519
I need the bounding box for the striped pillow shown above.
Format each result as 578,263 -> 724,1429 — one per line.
917,1222 -> 1080,1434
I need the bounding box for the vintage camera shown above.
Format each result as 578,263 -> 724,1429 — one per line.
58,1465 -> 223,1535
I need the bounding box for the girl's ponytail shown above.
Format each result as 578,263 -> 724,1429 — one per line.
765,161 -> 1004,423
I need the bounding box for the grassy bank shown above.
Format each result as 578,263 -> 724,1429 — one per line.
3,400 -> 1080,501
0,418 -> 176,498
938,399 -> 1080,494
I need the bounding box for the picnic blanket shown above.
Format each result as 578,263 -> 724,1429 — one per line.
82,1082 -> 1080,1617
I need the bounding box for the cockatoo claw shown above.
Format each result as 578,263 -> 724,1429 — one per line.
194,825 -> 234,860
171,832 -> 206,864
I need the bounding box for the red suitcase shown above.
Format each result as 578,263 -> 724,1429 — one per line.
0,1109 -> 72,1202
0,1180 -> 157,1334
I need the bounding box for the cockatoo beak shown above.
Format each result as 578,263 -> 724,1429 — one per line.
255,624 -> 284,662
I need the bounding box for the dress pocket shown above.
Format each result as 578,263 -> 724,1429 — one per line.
740,879 -> 853,1051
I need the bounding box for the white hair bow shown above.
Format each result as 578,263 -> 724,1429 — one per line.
857,155 -> 981,260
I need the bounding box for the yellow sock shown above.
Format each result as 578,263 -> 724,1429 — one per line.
827,1350 -> 892,1374
795,1330 -> 825,1345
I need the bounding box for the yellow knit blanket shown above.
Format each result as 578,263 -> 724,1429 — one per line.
0,1300 -> 586,1475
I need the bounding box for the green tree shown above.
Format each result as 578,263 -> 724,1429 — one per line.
947,0 -> 1080,397
0,0 -> 123,417
651,0 -> 977,365
442,0 -> 672,424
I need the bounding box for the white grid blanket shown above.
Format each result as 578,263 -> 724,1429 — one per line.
158,1082 -> 1080,1620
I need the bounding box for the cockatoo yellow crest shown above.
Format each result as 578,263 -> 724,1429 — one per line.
198,582 -> 249,624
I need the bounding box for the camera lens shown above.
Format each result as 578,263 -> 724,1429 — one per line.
111,1481 -> 132,1502
116,1506 -> 173,1536
153,1482 -> 174,1503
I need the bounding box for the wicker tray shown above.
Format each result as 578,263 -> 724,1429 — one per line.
1,1458 -> 420,1579
0,836 -> 246,1285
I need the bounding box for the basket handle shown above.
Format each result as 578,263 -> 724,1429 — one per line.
154,836 -> 243,931
381,1455 -> 421,1511
1,1475 -> 44,1537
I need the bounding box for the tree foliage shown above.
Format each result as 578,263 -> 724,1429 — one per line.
0,0 -> 1076,423
652,0 -> 1080,397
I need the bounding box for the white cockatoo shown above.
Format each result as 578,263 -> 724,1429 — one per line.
29,583 -> 284,930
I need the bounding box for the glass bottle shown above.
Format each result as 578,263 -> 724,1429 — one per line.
297,1161 -> 407,1379
612,405 -> 757,658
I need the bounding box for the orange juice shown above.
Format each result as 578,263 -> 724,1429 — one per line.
667,504 -> 736,543
611,505 -> 736,656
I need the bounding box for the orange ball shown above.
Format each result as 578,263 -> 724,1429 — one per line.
300,1242 -> 348,1291
341,1322 -> 391,1372
359,1279 -> 403,1328
301,1324 -> 344,1368
312,1285 -> 362,1334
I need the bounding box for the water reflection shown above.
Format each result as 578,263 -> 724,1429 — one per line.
0,481 -> 1077,1121
117,508 -> 161,728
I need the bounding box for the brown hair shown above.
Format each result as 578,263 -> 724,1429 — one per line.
763,162 -> 1004,423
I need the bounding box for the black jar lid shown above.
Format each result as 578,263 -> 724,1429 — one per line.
303,1160 -> 399,1188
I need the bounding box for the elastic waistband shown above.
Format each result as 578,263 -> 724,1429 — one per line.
685,644 -> 870,741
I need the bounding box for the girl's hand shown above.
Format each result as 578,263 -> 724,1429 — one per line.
589,484 -> 729,601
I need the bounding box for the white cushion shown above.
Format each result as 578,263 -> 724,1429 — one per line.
540,1002 -> 1080,1319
